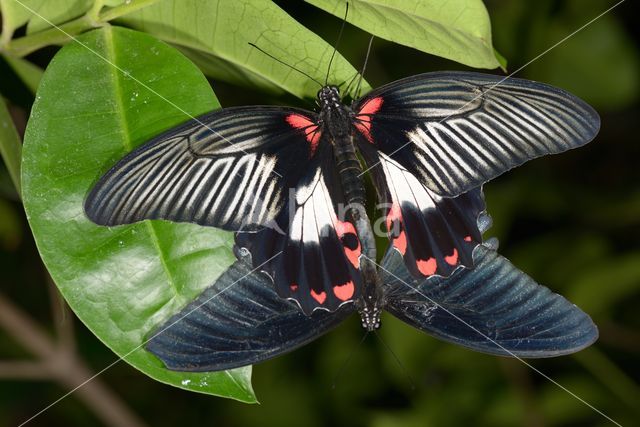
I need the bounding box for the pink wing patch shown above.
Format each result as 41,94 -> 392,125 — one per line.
286,113 -> 321,155
310,289 -> 327,304
333,281 -> 355,301
354,97 -> 383,143
335,220 -> 361,268
416,258 -> 437,276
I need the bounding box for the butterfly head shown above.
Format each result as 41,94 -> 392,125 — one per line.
317,86 -> 341,107
359,304 -> 381,331
358,297 -> 382,331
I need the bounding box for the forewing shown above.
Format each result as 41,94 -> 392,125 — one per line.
236,144 -> 363,314
353,71 -> 600,197
85,106 -> 320,231
381,245 -> 598,357
146,258 -> 354,372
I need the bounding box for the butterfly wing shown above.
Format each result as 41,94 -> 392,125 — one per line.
85,107 -> 321,231
236,143 -> 363,314
358,142 -> 486,279
353,71 -> 600,197
380,244 -> 598,357
146,256 -> 355,372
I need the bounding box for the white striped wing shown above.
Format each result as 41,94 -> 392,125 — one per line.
85,106 -> 317,231
354,71 -> 600,197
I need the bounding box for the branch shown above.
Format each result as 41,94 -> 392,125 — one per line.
0,292 -> 148,427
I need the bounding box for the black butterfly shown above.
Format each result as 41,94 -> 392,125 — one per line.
84,71 -> 600,370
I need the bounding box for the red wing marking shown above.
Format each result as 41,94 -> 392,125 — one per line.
333,281 -> 355,301
310,289 -> 327,304
335,220 -> 361,268
290,283 -> 298,292
444,248 -> 459,265
286,114 -> 321,155
416,258 -> 437,276
386,202 -> 407,255
354,97 -> 383,143
464,235 -> 472,242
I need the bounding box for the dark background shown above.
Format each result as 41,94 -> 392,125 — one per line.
1,0 -> 639,426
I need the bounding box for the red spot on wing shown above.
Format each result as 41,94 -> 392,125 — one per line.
290,283 -> 298,292
336,220 -> 361,268
344,247 -> 360,269
333,281 -> 355,301
417,258 -> 437,276
386,203 -> 407,255
310,289 -> 327,304
445,248 -> 458,265
354,97 -> 383,143
286,113 -> 321,155
464,235 -> 472,242
335,220 -> 356,237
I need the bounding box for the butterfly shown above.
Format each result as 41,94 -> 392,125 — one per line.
84,71 -> 600,369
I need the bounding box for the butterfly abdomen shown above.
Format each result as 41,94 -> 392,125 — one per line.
333,136 -> 366,208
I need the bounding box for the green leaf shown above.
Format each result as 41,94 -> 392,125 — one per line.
305,0 -> 502,69
0,0 -> 44,41
0,0 -> 92,39
0,96 -> 22,195
2,54 -> 44,94
25,0 -> 93,35
117,0 -> 369,99
22,26 -> 255,402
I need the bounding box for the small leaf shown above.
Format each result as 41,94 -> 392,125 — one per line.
2,54 -> 44,94
305,0 -> 502,69
0,0 -> 45,39
22,26 -> 255,402
0,0 -> 92,37
117,0 -> 369,99
0,96 -> 22,195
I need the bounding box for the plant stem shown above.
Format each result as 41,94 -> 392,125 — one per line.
2,0 -> 161,58
0,292 -> 148,427
99,0 -> 161,22
4,14 -> 96,57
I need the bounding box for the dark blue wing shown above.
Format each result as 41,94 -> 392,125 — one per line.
381,244 -> 598,357
146,256 -> 355,372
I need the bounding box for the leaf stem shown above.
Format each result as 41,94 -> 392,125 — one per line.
1,0 -> 161,58
99,0 -> 161,22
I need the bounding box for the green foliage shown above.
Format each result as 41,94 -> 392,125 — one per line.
118,0 -> 369,99
306,0 -> 502,69
21,26 -> 253,402
0,96 -> 22,194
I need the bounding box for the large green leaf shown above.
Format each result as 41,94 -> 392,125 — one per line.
117,0 -> 369,99
305,0 -> 502,69
22,26 -> 255,402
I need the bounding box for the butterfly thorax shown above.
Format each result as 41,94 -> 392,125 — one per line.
317,86 -> 383,330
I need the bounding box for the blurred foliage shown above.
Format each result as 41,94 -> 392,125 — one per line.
1,0 -> 639,426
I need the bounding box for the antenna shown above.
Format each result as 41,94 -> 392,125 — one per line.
374,329 -> 416,391
354,35 -> 375,100
331,329 -> 369,390
248,42 -> 323,87
325,2 -> 350,85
